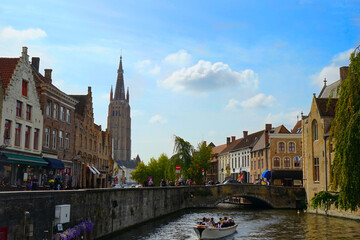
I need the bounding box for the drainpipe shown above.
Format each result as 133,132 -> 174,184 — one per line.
323,134 -> 329,214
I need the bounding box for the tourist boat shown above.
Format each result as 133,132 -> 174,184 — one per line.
193,224 -> 238,239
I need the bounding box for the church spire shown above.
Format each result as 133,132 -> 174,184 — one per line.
114,55 -> 125,100
110,85 -> 113,101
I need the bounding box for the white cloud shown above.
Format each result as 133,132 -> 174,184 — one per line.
240,93 -> 275,108
264,110 -> 301,129
159,60 -> 258,93
149,114 -> 167,124
150,65 -> 160,75
164,49 -> 192,67
0,26 -> 46,41
225,94 -> 275,110
135,59 -> 151,70
311,48 -> 353,88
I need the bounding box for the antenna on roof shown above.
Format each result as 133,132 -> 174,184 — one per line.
323,78 -> 327,86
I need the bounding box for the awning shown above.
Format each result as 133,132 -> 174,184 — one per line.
4,153 -> 48,167
43,157 -> 65,169
262,170 -> 271,179
92,165 -> 101,174
87,165 -> 96,174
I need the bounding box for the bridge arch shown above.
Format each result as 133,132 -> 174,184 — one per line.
214,194 -> 274,208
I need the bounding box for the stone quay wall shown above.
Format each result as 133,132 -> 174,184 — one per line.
0,185 -> 305,239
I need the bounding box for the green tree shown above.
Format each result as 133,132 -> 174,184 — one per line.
330,47 -> 360,211
188,141 -> 213,184
131,161 -> 149,184
173,135 -> 193,179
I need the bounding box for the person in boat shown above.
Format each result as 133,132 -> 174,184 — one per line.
210,218 -> 215,226
222,217 -> 229,227
228,218 -> 235,226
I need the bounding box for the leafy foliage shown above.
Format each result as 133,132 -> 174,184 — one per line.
173,135 -> 193,179
330,48 -> 360,211
311,191 -> 339,210
132,136 -> 212,185
188,141 -> 213,184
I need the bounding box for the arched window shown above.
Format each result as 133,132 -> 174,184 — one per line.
284,157 -> 291,168
273,157 -> 280,168
289,142 -> 296,153
312,120 -> 318,141
278,142 -> 285,152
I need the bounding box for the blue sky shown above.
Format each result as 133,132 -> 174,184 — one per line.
1,0 -> 359,162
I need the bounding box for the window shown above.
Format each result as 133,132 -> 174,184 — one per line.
26,105 -> 32,120
4,120 -> 11,144
314,157 -> 320,182
278,142 -> 285,152
46,101 -> 51,117
52,130 -> 57,150
53,104 -> 58,119
22,80 -> 28,96
34,128 -> 39,150
261,159 -> 264,168
59,131 -> 63,148
65,133 -> 70,150
25,126 -> 31,148
284,157 -> 291,168
257,160 -> 260,169
66,109 -> 70,123
60,106 -> 64,121
15,123 -> 21,146
289,142 -> 295,153
312,120 -> 318,141
273,157 -> 280,168
16,101 -> 22,117
44,127 -> 50,148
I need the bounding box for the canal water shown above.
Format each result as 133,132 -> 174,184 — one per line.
107,205 -> 360,240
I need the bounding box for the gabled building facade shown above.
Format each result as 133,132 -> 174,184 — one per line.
0,47 -> 46,186
205,142 -> 226,183
218,136 -> 242,183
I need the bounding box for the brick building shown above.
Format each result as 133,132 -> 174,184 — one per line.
32,57 -> 78,186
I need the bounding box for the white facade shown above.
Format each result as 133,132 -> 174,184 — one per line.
230,148 -> 251,182
0,47 -> 43,153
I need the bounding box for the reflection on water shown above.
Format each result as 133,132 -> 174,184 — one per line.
105,206 -> 360,240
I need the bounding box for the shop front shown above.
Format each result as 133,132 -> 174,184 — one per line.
0,152 -> 48,190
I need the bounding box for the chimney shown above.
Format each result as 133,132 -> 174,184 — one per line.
340,66 -> 349,83
203,141 -> 207,146
231,136 -> 236,142
21,46 -> 28,61
243,131 -> 248,138
226,137 -> 230,145
32,57 -> 40,72
44,69 -> 52,81
265,124 -> 272,132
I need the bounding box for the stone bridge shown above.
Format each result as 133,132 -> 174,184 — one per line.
184,184 -> 306,209
0,185 -> 306,239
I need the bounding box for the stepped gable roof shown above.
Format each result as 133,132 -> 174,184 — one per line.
232,130 -> 263,151
212,143 -> 227,155
318,80 -> 340,98
116,160 -> 138,169
315,98 -> 338,117
219,138 -> 242,154
0,58 -> 20,90
291,120 -> 302,134
70,95 -> 88,115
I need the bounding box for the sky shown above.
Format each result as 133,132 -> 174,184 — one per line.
1,0 -> 359,162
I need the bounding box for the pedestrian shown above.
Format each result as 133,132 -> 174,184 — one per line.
32,175 -> 39,190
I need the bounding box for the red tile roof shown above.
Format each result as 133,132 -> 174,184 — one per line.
0,58 -> 20,90
291,120 -> 302,134
212,143 -> 227,155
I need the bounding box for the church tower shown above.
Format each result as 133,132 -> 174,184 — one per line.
107,55 -> 131,161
